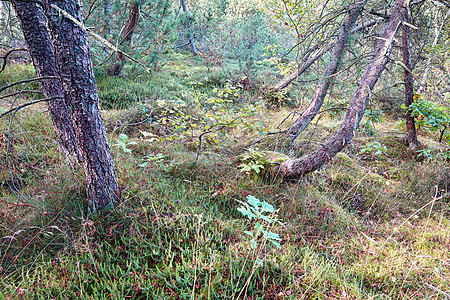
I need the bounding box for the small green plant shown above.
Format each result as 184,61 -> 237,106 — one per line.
237,195 -> 282,250
138,153 -> 165,168
238,148 -> 267,180
114,133 -> 137,154
360,141 -> 387,156
441,149 -> 450,161
417,147 -> 435,161
361,109 -> 384,136
235,195 -> 283,299
400,95 -> 450,143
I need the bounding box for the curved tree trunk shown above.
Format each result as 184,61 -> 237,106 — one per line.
44,0 -> 119,212
402,10 -> 420,150
180,0 -> 197,55
277,0 -> 409,179
270,18 -> 382,92
107,0 -> 140,76
286,1 -> 367,142
10,0 -> 80,165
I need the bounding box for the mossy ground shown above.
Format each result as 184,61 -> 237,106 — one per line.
0,56 -> 449,299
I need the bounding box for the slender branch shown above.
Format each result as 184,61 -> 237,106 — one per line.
49,3 -> 152,74
0,90 -> 43,100
0,95 -> 62,118
0,76 -> 58,93
0,48 -> 27,73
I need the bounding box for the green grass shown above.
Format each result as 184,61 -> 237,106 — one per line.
1,53 -> 449,299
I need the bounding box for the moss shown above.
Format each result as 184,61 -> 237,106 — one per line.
262,150 -> 291,164
365,172 -> 386,185
333,152 -> 356,168
332,173 -> 356,186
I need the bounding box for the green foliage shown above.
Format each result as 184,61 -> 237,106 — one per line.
96,76 -> 155,109
360,141 -> 387,157
85,0 -> 177,72
361,109 -> 384,136
114,133 -> 137,154
416,147 -> 435,161
400,94 -> 450,142
237,195 -> 282,250
238,148 -> 267,180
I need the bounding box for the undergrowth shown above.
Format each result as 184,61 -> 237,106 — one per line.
0,54 -> 449,299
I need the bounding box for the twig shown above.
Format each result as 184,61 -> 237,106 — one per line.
50,4 -> 152,74
0,96 -> 62,118
0,48 -> 27,73
0,90 -> 43,100
0,76 -> 58,93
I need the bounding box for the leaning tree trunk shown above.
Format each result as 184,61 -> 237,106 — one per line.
10,0 -> 80,165
180,0 -> 197,55
107,0 -> 140,76
277,0 -> 409,179
269,18 -> 381,92
44,0 -> 119,212
286,1 -> 367,142
402,10 -> 420,150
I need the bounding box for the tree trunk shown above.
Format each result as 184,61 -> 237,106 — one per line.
44,0 -> 119,212
417,8 -> 449,93
10,0 -> 80,165
270,18 -> 382,92
180,0 -> 197,55
286,1 -> 366,142
402,10 -> 420,150
277,0 -> 409,179
107,0 -> 140,76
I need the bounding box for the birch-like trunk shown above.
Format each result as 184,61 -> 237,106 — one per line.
286,1 -> 367,142
180,0 -> 197,55
402,10 -> 420,150
269,18 -> 381,92
277,0 -> 409,179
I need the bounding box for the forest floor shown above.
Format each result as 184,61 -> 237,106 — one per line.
0,53 -> 449,299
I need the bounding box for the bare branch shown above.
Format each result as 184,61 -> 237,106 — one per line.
0,48 -> 27,73
0,95 -> 62,118
0,76 -> 58,93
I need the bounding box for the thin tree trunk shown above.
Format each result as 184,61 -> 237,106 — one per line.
286,1 -> 367,142
276,0 -> 409,179
44,0 -> 119,212
270,18 -> 381,92
402,10 -> 420,150
107,0 -> 140,76
10,0 -> 80,165
180,0 -> 197,55
417,8 -> 449,93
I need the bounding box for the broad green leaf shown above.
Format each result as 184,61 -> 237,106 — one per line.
270,240 -> 281,249
261,201 -> 274,213
119,133 -> 128,141
247,195 -> 261,208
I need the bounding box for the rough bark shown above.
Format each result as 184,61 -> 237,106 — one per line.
107,0 -> 140,76
402,10 -> 420,150
277,0 -> 409,179
180,0 -> 197,55
270,18 -> 382,92
286,1 -> 367,142
10,0 -> 80,164
44,0 -> 119,212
